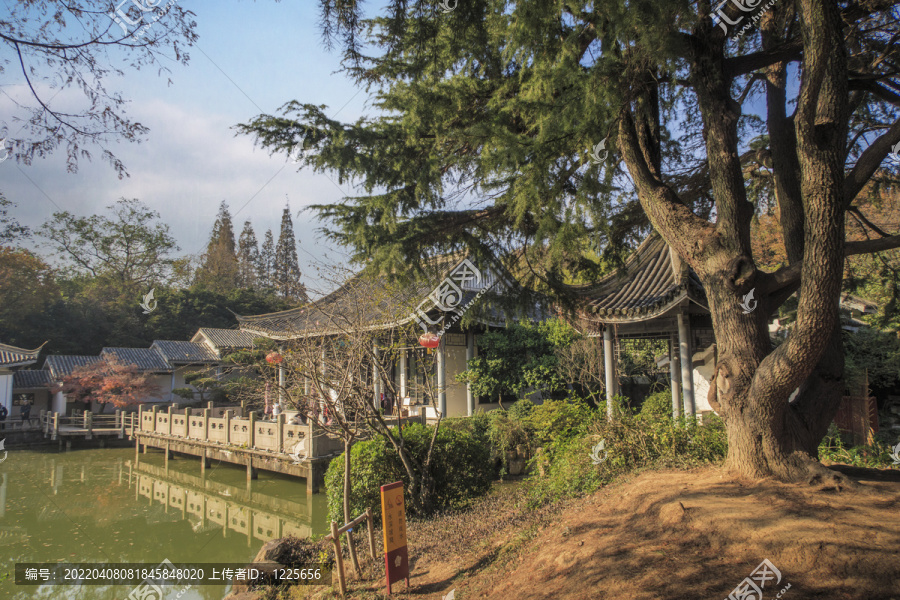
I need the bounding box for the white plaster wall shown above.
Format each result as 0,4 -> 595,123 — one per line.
0,373 -> 12,412
444,345 -> 468,417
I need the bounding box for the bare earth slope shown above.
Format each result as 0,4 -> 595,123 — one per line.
397,466 -> 900,600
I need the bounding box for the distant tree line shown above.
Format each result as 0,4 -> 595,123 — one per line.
0,195 -> 308,355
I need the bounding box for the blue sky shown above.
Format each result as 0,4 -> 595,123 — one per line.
1,1 -> 382,284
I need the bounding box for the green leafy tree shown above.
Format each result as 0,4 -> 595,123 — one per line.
39,198 -> 178,287
458,319 -> 577,404
0,248 -> 60,347
240,0 -> 900,484
143,287 -> 291,343
0,197 -> 30,244
195,201 -> 239,293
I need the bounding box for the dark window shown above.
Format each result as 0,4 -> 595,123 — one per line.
13,393 -> 34,406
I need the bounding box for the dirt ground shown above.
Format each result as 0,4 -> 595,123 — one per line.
367,465 -> 900,600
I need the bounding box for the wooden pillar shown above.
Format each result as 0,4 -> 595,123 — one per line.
603,328 -> 616,421
399,348 -> 408,400
669,334 -> 682,420
677,313 -> 696,417
373,343 -> 381,410
249,412 -> 256,449
164,441 -> 170,470
278,362 -> 285,405
437,337 -> 446,418
466,330 -> 475,416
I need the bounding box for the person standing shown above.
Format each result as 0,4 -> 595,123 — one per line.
0,404 -> 7,429
272,401 -> 282,420
20,400 -> 31,422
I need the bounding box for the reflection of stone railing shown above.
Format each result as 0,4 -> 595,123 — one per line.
128,461 -> 320,541
137,404 -> 345,458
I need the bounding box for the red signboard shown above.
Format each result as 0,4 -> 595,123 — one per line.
380,481 -> 409,594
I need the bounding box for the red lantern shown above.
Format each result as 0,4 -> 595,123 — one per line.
266,352 -> 283,364
418,332 -> 441,348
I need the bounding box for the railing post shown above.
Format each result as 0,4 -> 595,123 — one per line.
248,411 -> 256,448
52,412 -> 59,440
241,400 -> 247,417
183,407 -> 191,438
307,420 -> 318,458
203,408 -> 210,441
225,410 -> 231,445
84,410 -> 93,440
167,405 -> 174,436
330,521 -> 347,597
276,413 -> 284,453
138,404 -> 144,431
365,507 -> 376,561
151,405 -> 159,433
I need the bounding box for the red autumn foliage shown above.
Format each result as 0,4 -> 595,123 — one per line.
56,354 -> 161,409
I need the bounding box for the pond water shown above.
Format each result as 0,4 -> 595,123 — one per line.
0,446 -> 329,599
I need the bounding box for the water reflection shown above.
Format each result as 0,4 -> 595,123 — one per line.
0,448 -> 328,600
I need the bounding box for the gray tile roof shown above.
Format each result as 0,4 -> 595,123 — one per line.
573,233 -> 706,324
237,255 -> 514,340
0,343 -> 42,368
101,347 -> 172,372
14,370 -> 52,389
151,340 -> 220,364
192,328 -> 257,349
43,355 -> 101,379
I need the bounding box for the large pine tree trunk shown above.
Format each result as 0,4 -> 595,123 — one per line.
705,271 -> 848,485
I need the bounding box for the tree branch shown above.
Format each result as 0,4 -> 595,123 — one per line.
843,117 -> 900,208
724,39 -> 804,78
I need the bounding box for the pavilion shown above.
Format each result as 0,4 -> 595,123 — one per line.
569,233 -> 714,418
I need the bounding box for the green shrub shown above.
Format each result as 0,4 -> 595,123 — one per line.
487,408 -> 532,472
325,423 -> 493,523
638,388 -> 674,419
817,421 -> 898,468
508,399 -> 536,421
526,412 -> 728,507
525,398 -> 593,452
324,437 -> 402,525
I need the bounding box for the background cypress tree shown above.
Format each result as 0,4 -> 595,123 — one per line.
194,201 -> 239,293
274,205 -> 308,302
258,229 -> 276,290
237,220 -> 260,288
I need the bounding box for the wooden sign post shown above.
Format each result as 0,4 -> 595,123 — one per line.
380,481 -> 409,595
